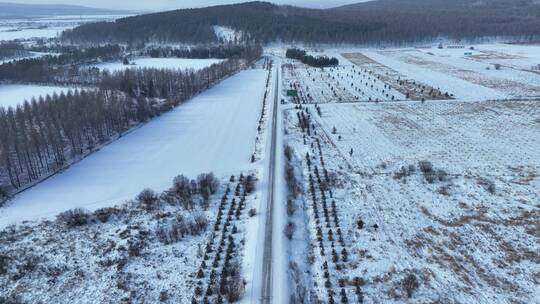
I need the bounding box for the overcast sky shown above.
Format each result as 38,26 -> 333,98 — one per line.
6,0 -> 370,11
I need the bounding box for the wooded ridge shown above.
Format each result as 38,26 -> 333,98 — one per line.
61,1 -> 540,45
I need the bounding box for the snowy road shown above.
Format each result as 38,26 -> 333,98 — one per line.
255,58 -> 287,304
260,61 -> 278,303
0,68 -> 267,227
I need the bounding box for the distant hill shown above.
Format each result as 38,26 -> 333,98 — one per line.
334,0 -> 539,11
61,0 -> 540,45
0,2 -> 127,17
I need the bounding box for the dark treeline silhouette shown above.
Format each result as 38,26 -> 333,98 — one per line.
0,42 -> 28,60
61,9 -> 219,45
324,0 -> 540,42
147,45 -> 254,59
285,49 -> 307,60
27,44 -> 122,60
61,1 -> 540,45
0,45 -> 262,201
286,48 -> 339,67
35,44 -> 122,65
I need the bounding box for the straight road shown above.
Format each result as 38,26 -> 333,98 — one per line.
260,60 -> 279,303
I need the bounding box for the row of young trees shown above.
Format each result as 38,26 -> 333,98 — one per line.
286,48 -> 339,68
146,45 -> 251,60
0,45 -> 262,202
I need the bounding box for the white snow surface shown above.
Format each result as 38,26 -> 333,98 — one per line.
0,84 -> 76,109
0,15 -> 124,41
213,25 -> 244,43
0,68 -> 267,227
91,57 -> 223,72
0,27 -> 70,40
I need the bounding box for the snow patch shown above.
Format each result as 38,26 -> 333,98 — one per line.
0,84 -> 79,109
214,25 -> 242,43
90,57 -> 223,72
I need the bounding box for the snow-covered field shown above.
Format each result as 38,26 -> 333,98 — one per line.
280,43 -> 540,303
91,58 -> 223,72
0,84 -> 77,109
0,15 -> 124,41
283,99 -> 539,303
340,44 -> 540,101
0,68 -> 267,227
0,27 -> 71,41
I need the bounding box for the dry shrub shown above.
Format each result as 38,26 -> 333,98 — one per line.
57,208 -> 91,228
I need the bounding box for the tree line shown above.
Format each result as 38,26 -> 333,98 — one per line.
0,45 -> 262,202
146,45 -> 254,59
0,44 -> 123,83
0,44 -> 262,86
0,42 -> 28,61
286,48 -> 339,67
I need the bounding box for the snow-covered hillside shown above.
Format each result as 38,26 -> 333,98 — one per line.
214,26 -> 243,43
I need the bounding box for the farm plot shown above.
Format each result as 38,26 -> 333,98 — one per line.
361,45 -> 540,100
0,172 -> 258,304
283,100 -> 539,303
468,44 -> 540,73
343,52 -> 453,101
282,60 -> 408,104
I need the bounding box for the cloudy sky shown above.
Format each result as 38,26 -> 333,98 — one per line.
7,0 -> 369,11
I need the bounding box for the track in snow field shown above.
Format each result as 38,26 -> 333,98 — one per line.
261,62 -> 279,303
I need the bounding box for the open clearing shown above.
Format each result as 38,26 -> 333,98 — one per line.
90,58 -> 224,72
0,67 -> 266,227
284,99 -> 539,303
0,84 -> 78,108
